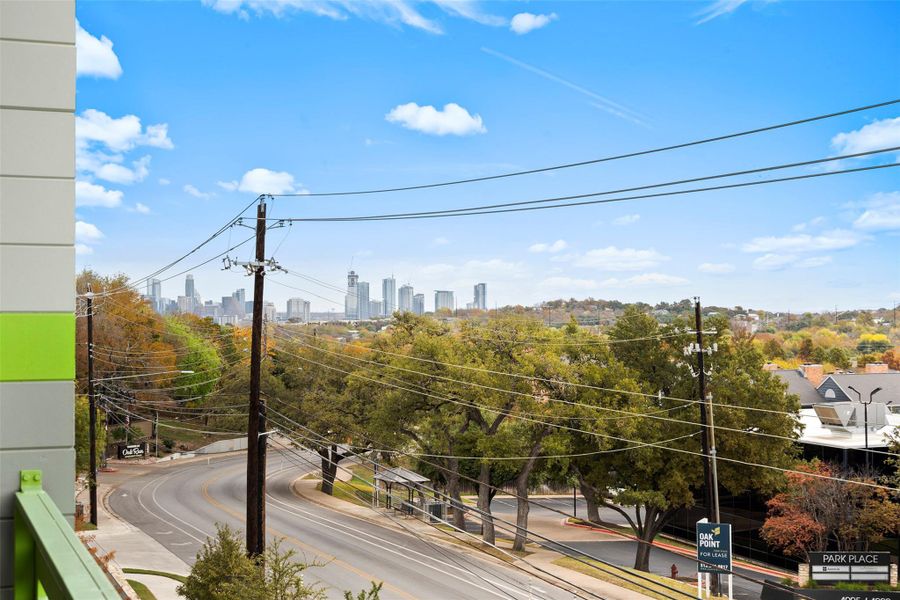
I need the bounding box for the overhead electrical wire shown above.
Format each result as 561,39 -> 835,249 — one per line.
265,422 -> 682,600
272,345 -> 900,492
272,98 -> 900,197
280,160 -> 900,223
275,332 -> 896,458
263,437 -> 572,600
264,402 -> 809,599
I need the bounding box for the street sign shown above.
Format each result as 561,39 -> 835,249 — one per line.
117,443 -> 147,459
809,552 -> 890,583
697,522 -> 732,574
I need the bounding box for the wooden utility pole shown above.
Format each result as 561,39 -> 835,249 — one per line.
246,199 -> 268,557
86,287 -> 98,527
693,298 -> 722,593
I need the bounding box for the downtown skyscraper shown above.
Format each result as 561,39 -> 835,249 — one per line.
382,276 -> 396,316
345,270 -> 359,320
398,284 -> 414,313
474,283 -> 487,310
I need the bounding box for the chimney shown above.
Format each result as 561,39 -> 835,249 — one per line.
865,362 -> 889,374
799,364 -> 825,387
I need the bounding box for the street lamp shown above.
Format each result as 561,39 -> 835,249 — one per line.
848,385 -> 883,469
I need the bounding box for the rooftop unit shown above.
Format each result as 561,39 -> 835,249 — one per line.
813,401 -> 888,432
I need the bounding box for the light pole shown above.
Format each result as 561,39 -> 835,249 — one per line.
849,385 -> 883,469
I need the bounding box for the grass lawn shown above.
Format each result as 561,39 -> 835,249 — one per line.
122,568 -> 187,584
126,580 -> 157,600
317,464 -> 375,507
553,556 -> 727,600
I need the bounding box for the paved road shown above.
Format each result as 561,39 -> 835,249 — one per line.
490,497 -> 763,600
108,452 -> 580,600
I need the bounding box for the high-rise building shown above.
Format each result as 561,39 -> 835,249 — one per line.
287,298 -> 310,323
264,302 -> 277,322
233,288 -> 246,316
382,276 -> 396,316
369,300 -> 383,318
345,270 -> 359,320
358,281 -> 371,319
185,274 -> 195,299
222,296 -> 241,316
413,294 -> 425,315
434,290 -> 455,312
474,283 -> 487,310
399,284 -> 414,313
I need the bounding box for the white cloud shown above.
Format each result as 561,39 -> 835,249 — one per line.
832,117 -> 900,156
791,216 -> 825,232
752,254 -> 832,271
510,12 -> 557,34
853,191 -> 900,231
431,236 -> 450,246
75,244 -> 94,256
76,109 -> 173,152
569,246 -> 669,271
386,102 -> 485,136
529,240 -> 568,253
599,273 -> 689,288
698,262 -> 735,274
219,168 -> 301,195
183,184 -> 213,199
202,0 -> 506,34
134,203 -> 150,214
94,155 -> 151,185
612,214 -> 640,226
695,0 -> 748,24
75,181 -> 123,208
158,178 -> 171,186
75,21 -> 122,79
75,221 -> 104,243
742,229 -> 862,253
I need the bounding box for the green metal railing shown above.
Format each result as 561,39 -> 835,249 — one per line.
14,470 -> 120,599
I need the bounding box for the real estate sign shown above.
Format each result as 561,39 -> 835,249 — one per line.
697,522 -> 732,574
809,552 -> 891,583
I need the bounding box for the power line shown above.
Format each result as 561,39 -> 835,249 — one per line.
281,160 -> 900,223
272,99 -> 900,197
274,345 -> 900,492
265,422 -> 684,600
265,401 -> 809,599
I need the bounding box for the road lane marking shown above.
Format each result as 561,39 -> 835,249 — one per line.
267,488 -> 533,600
135,470 -> 208,545
198,463 -> 418,600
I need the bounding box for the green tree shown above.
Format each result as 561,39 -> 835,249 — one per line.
593,308 -> 800,571
178,524 -> 263,600
75,394 -> 106,476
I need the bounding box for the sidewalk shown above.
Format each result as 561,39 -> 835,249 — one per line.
291,477 -> 656,600
78,474 -> 191,600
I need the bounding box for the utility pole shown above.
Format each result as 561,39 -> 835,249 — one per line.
687,298 -> 722,594
223,197 -> 283,558
86,286 -> 98,527
247,199 -> 268,557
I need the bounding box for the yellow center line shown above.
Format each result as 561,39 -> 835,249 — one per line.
199,463 -> 417,600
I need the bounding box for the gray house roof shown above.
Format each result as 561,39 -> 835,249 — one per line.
819,373 -> 900,404
773,370 -> 823,408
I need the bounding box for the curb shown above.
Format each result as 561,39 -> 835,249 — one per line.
562,520 -> 795,580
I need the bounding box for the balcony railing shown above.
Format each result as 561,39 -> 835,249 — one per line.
14,470 -> 119,599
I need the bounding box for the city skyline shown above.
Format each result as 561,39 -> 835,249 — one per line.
148,270 -> 489,321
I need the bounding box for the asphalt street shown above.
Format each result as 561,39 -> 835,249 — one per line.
108,452 -> 581,600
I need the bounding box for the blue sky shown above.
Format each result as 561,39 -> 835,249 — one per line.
74,0 -> 900,313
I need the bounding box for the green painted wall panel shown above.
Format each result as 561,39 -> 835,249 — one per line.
0,313 -> 73,382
